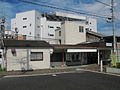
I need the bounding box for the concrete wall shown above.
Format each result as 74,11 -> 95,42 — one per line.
47,21 -> 61,39
16,10 -> 36,38
86,18 -> 97,32
11,10 -> 42,40
35,11 -> 42,40
6,48 -> 51,71
55,22 -> 65,44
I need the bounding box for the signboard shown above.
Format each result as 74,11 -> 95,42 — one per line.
67,49 -> 97,52
106,43 -> 112,47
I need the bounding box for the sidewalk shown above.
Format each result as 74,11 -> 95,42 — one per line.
0,64 -> 100,77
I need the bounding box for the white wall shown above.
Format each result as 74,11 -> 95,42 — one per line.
55,22 -> 65,44
6,48 -> 51,71
35,11 -> 42,40
29,49 -> 51,70
11,10 -> 42,40
55,21 -> 86,45
86,18 -> 97,32
40,18 -> 61,44
11,18 -> 16,31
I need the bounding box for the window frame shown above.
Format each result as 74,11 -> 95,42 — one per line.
48,25 -> 54,28
79,26 -> 84,32
37,26 -> 40,28
30,52 -> 43,61
23,18 -> 27,20
23,26 -> 27,28
59,31 -> 61,36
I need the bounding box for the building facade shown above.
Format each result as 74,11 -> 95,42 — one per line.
1,40 -> 53,71
11,10 -> 97,44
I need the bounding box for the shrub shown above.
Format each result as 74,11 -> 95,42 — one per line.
116,63 -> 120,68
0,65 -> 6,71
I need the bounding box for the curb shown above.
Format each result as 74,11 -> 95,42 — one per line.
0,75 -> 6,78
3,70 -> 79,78
2,69 -> 120,78
82,69 -> 120,77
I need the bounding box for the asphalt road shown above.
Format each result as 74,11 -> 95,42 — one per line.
0,71 -> 120,90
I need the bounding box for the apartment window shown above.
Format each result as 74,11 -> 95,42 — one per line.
23,18 -> 27,20
48,25 -> 54,28
56,26 -> 60,29
59,31 -> 61,36
29,32 -> 31,35
48,33 -> 54,36
37,26 -> 40,28
37,17 -> 40,20
37,34 -> 40,36
86,21 -> 88,25
59,40 -> 61,44
86,28 -> 89,31
30,52 -> 43,61
79,26 -> 84,32
30,23 -> 32,26
23,26 -> 27,28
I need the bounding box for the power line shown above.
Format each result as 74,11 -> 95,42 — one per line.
93,0 -> 111,7
33,0 -> 109,18
33,0 -> 120,21
17,0 -> 109,18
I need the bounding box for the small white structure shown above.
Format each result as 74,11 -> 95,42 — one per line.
55,21 -> 86,45
2,40 -> 53,71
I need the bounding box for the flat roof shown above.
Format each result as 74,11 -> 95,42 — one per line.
54,12 -> 86,20
1,39 -> 53,48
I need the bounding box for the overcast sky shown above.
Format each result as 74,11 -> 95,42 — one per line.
0,0 -> 120,36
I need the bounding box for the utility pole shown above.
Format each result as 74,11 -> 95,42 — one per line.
0,16 -> 5,47
0,16 -> 5,70
111,0 -> 116,52
111,0 -> 117,66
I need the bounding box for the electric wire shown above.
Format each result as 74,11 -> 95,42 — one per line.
17,0 -> 110,18
92,0 -> 111,7
32,0 -> 109,18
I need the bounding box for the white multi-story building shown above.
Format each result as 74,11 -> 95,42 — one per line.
11,10 -> 97,44
11,10 -> 42,40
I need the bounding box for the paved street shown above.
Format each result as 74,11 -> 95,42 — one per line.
0,71 -> 120,90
